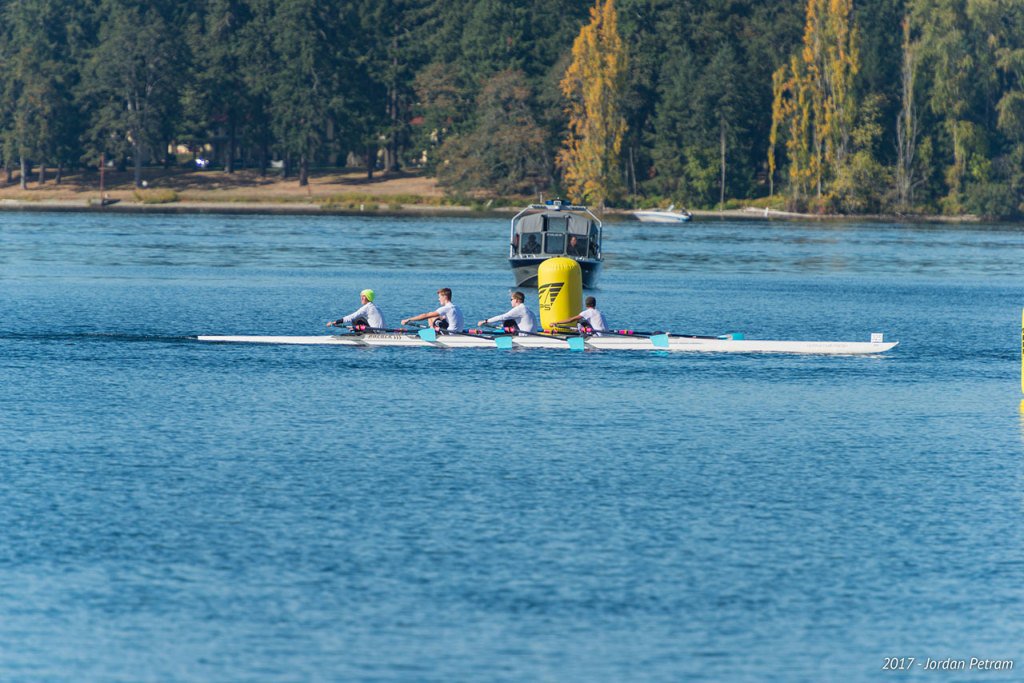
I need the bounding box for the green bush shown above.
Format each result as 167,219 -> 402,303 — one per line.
964,181 -> 1021,219
832,151 -> 892,214
133,189 -> 179,204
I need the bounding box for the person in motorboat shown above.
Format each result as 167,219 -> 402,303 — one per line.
567,235 -> 585,257
477,291 -> 537,333
402,287 -> 465,333
549,296 -> 608,335
522,233 -> 541,254
327,288 -> 385,331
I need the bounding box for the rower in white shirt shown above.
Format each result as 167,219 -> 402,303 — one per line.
550,296 -> 608,334
402,287 -> 464,333
478,291 -> 537,333
327,288 -> 385,330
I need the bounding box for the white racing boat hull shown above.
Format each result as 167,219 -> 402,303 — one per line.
197,333 -> 898,355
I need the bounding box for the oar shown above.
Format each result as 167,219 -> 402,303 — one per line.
548,324 -> 669,349
328,319 -> 421,334
604,329 -> 671,348
416,327 -> 496,343
396,319 -> 450,341
346,324 -> 422,334
614,329 -> 745,341
482,323 -> 586,351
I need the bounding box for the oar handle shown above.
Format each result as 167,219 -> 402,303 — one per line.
616,329 -> 739,340
346,324 -> 422,334
612,329 -> 659,338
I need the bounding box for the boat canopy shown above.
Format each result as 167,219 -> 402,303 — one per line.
510,206 -> 601,259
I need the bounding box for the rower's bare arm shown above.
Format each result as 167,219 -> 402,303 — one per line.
402,311 -> 438,324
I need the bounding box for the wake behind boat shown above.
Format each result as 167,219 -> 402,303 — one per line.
508,200 -> 602,288
197,330 -> 898,354
633,204 -> 692,223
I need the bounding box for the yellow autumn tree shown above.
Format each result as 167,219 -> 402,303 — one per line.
769,0 -> 859,207
557,0 -> 628,209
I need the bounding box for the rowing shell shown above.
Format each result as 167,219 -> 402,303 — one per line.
196,332 -> 898,354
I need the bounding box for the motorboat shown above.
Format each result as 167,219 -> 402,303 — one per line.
508,200 -> 602,288
632,204 -> 692,223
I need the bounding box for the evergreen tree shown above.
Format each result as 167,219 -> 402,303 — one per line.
185,0 -> 254,173
79,0 -> 185,187
235,0 -> 277,175
268,0 -> 343,185
962,0 -> 1024,216
647,45 -> 703,201
459,0 -> 529,78
2,0 -> 79,187
436,69 -> 549,196
352,0 -> 431,173
912,0 -> 982,213
411,60 -> 468,174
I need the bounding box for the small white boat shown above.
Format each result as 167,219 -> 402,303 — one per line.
633,204 -> 692,223
197,330 -> 898,355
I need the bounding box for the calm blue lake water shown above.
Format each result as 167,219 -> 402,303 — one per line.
1,210 -> 1021,681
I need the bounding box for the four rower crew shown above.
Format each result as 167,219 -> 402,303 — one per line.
327,288 -> 385,330
333,288 -> 610,337
550,296 -> 608,335
478,291 -> 537,333
402,287 -> 465,333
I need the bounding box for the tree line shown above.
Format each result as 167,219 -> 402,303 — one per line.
1,0 -> 1022,218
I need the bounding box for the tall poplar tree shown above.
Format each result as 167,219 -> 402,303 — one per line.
556,0 -> 628,208
769,0 -> 859,207
895,17 -> 921,209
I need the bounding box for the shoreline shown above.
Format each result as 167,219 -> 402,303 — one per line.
0,167 -> 993,223
0,197 -> 990,224
0,197 -> 497,218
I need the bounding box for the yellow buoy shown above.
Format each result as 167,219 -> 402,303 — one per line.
537,257 -> 582,331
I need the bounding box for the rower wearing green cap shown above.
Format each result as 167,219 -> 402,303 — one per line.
327,289 -> 385,330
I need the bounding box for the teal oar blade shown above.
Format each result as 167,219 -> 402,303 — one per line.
495,336 -> 514,350
568,337 -> 586,352
650,333 -> 670,348
418,328 -> 437,342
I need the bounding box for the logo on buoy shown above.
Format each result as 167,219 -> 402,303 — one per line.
538,282 -> 564,310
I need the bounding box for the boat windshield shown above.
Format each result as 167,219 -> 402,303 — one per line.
543,233 -> 565,254
511,211 -> 598,258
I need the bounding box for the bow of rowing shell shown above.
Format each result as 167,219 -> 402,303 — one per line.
196,333 -> 899,355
